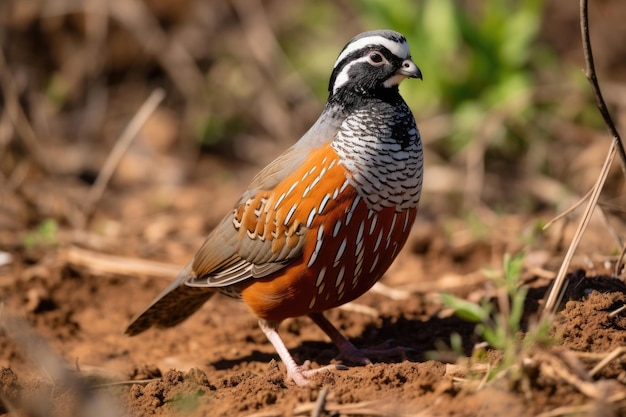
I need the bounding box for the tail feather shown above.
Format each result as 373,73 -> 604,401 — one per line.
125,262 -> 216,336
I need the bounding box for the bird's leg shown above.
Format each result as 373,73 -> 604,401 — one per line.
258,319 -> 338,386
308,312 -> 371,365
309,312 -> 408,365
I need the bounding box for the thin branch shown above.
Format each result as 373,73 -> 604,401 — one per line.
617,242 -> 626,277
0,49 -> 50,172
542,187 -> 592,230
82,88 -> 165,224
543,142 -> 616,317
311,387 -> 329,417
542,0 -> 626,319
580,0 -> 626,179
109,0 -> 204,100
63,246 -> 180,279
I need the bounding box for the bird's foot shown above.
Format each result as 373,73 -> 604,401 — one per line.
308,313 -> 413,366
286,360 -> 348,386
259,319 -> 349,387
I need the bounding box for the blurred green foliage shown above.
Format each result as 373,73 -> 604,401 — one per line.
200,0 -> 550,159
23,219 -> 58,250
166,391 -> 205,413
360,0 -> 545,157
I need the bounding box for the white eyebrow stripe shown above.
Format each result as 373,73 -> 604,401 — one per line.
334,36 -> 410,68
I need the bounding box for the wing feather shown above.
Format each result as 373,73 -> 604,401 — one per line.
188,140 -> 342,288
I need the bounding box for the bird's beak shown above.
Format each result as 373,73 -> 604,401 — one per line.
396,59 -> 422,80
383,59 -> 422,88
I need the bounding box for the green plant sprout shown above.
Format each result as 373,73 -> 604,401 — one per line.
23,219 -> 59,251
166,390 -> 205,413
441,252 -> 552,380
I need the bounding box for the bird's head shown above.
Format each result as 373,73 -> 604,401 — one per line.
328,30 -> 422,102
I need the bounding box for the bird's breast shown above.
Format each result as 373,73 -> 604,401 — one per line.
330,104 -> 423,211
238,142 -> 418,321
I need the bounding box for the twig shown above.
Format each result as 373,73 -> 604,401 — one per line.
539,352 -> 601,400
579,0 -> 626,180
338,302 -> 379,318
608,304 -> 626,318
616,241 -> 626,277
293,400 -> 387,416
588,347 -> 626,378
542,188 -> 592,230
244,411 -> 283,417
311,387 -> 329,417
370,282 -> 410,300
82,88 -> 165,224
91,378 -> 160,389
402,271 -> 488,293
108,0 -> 203,100
63,246 -> 180,279
542,0 -> 624,319
231,0 -> 318,145
542,143 -> 615,317
535,404 -> 594,417
0,48 -> 50,172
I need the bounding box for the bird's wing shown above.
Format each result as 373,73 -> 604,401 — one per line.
242,112 -> 341,201
125,139 -> 344,335
189,139 -> 341,288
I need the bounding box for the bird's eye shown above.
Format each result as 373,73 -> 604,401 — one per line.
369,52 -> 384,64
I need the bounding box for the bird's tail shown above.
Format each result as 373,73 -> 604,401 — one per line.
124,262 -> 216,336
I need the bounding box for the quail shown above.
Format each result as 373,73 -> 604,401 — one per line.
125,29 -> 423,386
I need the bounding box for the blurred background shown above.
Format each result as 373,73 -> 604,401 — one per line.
1,0 -> 625,259
1,3 -> 626,414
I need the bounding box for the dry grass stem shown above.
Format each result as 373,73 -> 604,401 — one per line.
82,88 -> 165,224
403,271 -> 487,293
370,282 -> 410,300
109,0 -> 203,99
588,347 -> 626,378
292,400 -> 390,416
244,411 -> 284,417
542,187 -> 592,230
310,387 -> 329,417
0,49 -> 49,173
616,242 -> 626,277
91,379 -> 160,389
542,116 -> 617,319
537,350 -> 626,403
608,304 -> 626,318
543,0 -> 625,319
535,404 -> 595,417
63,246 -> 180,279
338,302 -> 379,318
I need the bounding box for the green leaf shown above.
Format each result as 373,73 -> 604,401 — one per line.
440,293 -> 489,323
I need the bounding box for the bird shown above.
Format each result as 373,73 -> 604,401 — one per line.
125,29 -> 423,386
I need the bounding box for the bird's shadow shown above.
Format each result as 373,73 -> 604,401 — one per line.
208,312 -> 484,372
209,287 -> 548,371
209,271 -> 626,371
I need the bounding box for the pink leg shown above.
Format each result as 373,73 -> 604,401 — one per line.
309,312 -> 407,364
258,319 -> 339,386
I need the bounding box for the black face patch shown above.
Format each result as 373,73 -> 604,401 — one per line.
328,45 -> 406,94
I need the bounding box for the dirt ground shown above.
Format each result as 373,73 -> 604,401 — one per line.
2,1 -> 626,416
1,172 -> 626,416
